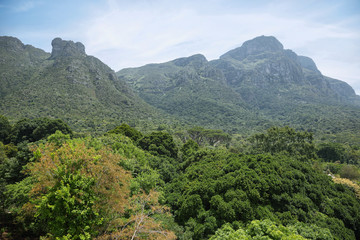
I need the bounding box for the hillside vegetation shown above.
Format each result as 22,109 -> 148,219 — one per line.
1,118 -> 360,239
1,36 -> 360,240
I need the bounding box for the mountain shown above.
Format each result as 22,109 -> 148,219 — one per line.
117,54 -> 271,133
117,36 -> 360,136
0,37 -> 162,132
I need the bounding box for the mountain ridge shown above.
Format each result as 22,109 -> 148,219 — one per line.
0,36 -> 166,132
117,35 -> 360,136
1,35 -> 359,137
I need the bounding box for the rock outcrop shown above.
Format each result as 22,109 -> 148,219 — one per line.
50,38 -> 86,59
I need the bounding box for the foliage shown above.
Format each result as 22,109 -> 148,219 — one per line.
317,142 -> 347,163
107,123 -> 143,142
0,114 -> 11,144
249,126 -> 316,159
339,165 -> 360,180
10,118 -> 72,144
166,149 -> 360,239
180,139 -> 199,159
35,170 -> 100,240
138,131 -> 178,159
46,130 -> 71,147
187,127 -> 231,147
210,219 -> 309,240
0,37 -> 165,133
333,177 -> 360,199
98,190 -> 176,240
27,141 -> 131,239
0,141 -> 32,184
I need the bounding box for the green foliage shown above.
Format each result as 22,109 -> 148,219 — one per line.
4,176 -> 33,214
250,126 -> 316,159
47,130 -> 71,147
210,220 -> 310,240
0,37 -> 165,133
187,127 -> 231,146
10,118 -> 72,144
288,222 -> 334,240
317,142 -> 347,163
339,165 -> 360,180
107,123 -> 143,142
166,149 -> 360,239
0,142 -> 32,184
181,139 -> 199,159
35,169 -> 100,239
0,114 -> 11,143
138,131 -> 178,159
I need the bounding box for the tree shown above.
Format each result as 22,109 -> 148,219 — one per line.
137,132 -> 178,159
107,123 -> 143,142
250,126 -> 316,159
10,118 -> 72,144
0,115 -> 11,144
187,127 -> 231,147
209,220 -> 320,240
27,141 -> 131,239
100,190 -> 176,240
180,139 -> 199,159
317,142 -> 347,163
23,138 -> 176,239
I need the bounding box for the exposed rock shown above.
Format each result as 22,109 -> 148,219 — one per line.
298,55 -> 320,73
0,36 -> 25,51
220,36 -> 284,61
172,54 -> 208,68
50,37 -> 86,59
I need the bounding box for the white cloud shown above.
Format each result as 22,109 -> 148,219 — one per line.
9,0 -> 357,93
13,1 -> 39,12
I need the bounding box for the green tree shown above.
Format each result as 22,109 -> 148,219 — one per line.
35,170 -> 100,240
180,139 -> 199,159
0,115 -> 11,144
317,142 -> 347,163
138,131 -> 178,159
10,118 -> 72,144
210,220 -> 333,240
339,165 -> 360,180
27,141 -> 131,239
187,127 -> 231,147
107,123 -> 143,142
250,126 -> 316,159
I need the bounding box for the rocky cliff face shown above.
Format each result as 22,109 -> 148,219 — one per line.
118,35 -> 360,134
50,37 -> 86,59
211,35 -> 357,106
0,37 -> 160,132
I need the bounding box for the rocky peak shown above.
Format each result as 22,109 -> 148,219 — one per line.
220,36 -> 284,61
172,54 -> 208,68
0,36 -> 25,51
50,37 -> 86,59
297,55 -> 320,73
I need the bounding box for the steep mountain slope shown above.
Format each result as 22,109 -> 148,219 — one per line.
118,54 -> 270,133
118,36 -> 360,136
0,37 -> 162,132
211,36 -> 360,134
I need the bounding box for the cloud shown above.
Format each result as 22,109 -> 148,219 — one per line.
12,0 -> 39,12
2,0 -> 358,92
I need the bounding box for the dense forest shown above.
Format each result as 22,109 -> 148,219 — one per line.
1,116 -> 360,239
1,36 -> 360,239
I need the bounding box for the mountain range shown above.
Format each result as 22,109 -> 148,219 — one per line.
117,36 -> 360,136
1,35 -> 359,138
0,36 -> 162,132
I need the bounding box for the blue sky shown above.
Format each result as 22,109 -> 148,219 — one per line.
1,0 -> 360,94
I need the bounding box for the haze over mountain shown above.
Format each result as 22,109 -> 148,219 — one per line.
0,36 -> 162,132
1,35 -> 359,138
118,36 -> 360,136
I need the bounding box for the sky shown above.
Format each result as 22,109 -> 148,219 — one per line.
1,0 -> 360,94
